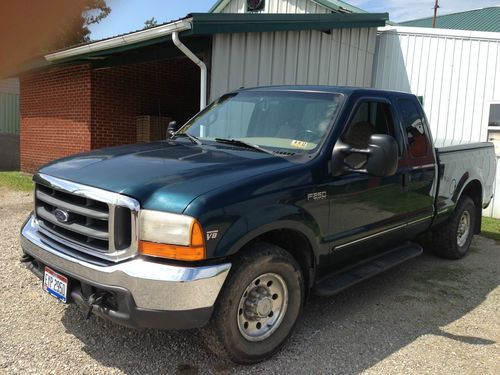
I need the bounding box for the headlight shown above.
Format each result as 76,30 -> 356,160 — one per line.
138,210 -> 205,261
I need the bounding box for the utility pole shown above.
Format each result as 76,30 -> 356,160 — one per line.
432,0 -> 440,28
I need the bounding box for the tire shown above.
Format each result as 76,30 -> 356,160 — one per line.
432,196 -> 476,260
202,242 -> 304,364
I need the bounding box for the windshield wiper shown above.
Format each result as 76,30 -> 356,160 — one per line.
174,132 -> 202,145
214,138 -> 276,155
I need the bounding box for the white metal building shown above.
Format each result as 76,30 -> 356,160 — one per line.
209,0 -> 380,100
373,26 -> 500,217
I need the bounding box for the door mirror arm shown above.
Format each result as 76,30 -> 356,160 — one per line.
167,121 -> 179,139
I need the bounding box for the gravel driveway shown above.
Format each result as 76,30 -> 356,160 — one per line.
1,187 -> 499,374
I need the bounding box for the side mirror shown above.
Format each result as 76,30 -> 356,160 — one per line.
332,134 -> 398,177
167,121 -> 179,139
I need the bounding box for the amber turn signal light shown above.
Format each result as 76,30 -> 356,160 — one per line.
138,221 -> 206,261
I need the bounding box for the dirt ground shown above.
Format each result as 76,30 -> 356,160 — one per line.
1,187 -> 499,374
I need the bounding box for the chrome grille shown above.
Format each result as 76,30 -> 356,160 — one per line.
33,173 -> 140,262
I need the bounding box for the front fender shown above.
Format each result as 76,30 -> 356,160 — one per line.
212,203 -> 322,260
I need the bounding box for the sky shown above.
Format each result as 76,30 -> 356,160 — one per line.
89,0 -> 500,41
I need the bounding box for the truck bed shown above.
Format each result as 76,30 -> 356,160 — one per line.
436,142 -> 494,154
434,142 -> 496,223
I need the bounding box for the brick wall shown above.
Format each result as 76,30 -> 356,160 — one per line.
91,57 -> 199,149
19,57 -> 200,172
20,65 -> 92,173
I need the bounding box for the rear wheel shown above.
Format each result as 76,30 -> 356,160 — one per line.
202,242 -> 304,364
432,196 -> 476,259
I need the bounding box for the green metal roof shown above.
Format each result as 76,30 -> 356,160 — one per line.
48,12 -> 387,63
400,6 -> 500,33
210,0 -> 366,14
18,11 -> 387,73
189,12 -> 387,35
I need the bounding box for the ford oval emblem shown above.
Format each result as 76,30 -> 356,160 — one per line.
54,208 -> 70,223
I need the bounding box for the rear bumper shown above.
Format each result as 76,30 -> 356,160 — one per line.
21,215 -> 231,329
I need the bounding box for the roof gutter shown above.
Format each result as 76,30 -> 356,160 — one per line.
45,18 -> 193,62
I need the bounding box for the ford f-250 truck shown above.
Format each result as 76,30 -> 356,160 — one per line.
20,86 -> 496,364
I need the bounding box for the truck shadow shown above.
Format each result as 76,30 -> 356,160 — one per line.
61,236 -> 499,374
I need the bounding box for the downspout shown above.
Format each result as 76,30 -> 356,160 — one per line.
172,31 -> 207,111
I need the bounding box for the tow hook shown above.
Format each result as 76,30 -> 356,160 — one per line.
20,254 -> 34,263
85,291 -> 112,319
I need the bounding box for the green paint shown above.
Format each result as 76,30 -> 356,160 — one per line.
190,12 -> 388,35
401,7 -> 500,33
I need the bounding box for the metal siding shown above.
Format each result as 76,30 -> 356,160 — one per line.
220,0 -> 330,14
0,78 -> 20,95
272,32 -> 287,84
373,27 -> 500,146
484,157 -> 500,218
373,26 -> 500,217
210,27 -> 377,101
0,93 -> 20,134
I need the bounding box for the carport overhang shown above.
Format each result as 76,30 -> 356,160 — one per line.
20,12 -> 388,109
41,12 -> 388,64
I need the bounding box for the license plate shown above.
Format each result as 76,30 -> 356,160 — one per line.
43,266 -> 68,303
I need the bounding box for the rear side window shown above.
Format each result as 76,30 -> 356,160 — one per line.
398,99 -> 429,158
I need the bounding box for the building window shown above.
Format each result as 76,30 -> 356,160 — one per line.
488,103 -> 500,127
487,103 -> 500,155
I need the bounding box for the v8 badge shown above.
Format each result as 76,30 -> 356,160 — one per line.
206,230 -> 219,241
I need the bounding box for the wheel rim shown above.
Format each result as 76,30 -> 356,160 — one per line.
457,210 -> 471,247
237,273 -> 288,342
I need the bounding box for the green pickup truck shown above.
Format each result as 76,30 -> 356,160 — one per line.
21,86 -> 496,363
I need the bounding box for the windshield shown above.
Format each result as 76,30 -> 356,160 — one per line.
180,91 -> 344,155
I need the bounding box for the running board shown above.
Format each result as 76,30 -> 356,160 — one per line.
314,242 -> 423,297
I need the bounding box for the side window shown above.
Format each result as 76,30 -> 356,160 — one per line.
398,99 -> 429,158
487,103 -> 500,155
342,101 -> 396,169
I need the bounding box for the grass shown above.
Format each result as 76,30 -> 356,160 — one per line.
0,172 -> 34,192
481,217 -> 500,244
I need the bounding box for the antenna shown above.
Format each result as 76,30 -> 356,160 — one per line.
432,0 -> 440,28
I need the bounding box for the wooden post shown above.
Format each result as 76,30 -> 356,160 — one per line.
432,0 -> 440,28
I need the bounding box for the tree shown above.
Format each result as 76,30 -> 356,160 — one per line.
143,17 -> 158,30
55,0 -> 111,49
0,0 -> 112,77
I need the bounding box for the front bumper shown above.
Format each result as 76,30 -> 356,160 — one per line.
21,215 -> 231,329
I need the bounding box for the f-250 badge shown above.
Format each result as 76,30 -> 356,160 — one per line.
206,230 -> 219,240
307,191 -> 327,201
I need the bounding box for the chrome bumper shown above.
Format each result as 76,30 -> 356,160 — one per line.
21,215 -> 231,311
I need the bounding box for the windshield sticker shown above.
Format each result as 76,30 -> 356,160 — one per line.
291,140 -> 308,149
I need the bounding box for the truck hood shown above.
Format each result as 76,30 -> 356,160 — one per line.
38,141 -> 291,213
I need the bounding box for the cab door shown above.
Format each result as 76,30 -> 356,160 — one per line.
324,98 -> 409,268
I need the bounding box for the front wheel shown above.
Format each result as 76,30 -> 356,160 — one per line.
202,242 -> 304,364
432,196 -> 476,259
